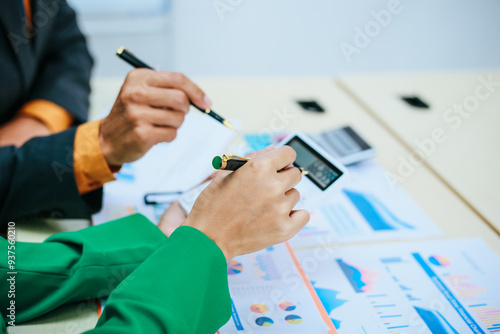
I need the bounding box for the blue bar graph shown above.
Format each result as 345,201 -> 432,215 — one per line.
343,189 -> 415,231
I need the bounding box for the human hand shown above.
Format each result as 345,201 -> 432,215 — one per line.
99,70 -> 211,167
0,115 -> 51,147
183,145 -> 310,261
157,201 -> 187,237
156,147 -> 272,237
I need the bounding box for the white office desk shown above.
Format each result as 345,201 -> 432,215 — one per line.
13,76 -> 500,333
338,71 -> 500,234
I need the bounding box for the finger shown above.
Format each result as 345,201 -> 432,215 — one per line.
264,145 -> 297,171
202,171 -> 221,183
288,210 -> 311,234
284,188 -> 301,210
140,108 -> 186,129
170,201 -> 187,218
245,144 -> 275,159
148,126 -> 178,145
278,166 -> 302,191
148,72 -> 211,110
159,201 -> 187,237
145,88 -> 191,113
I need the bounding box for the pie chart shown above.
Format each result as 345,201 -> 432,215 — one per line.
255,317 -> 274,327
428,255 -> 451,267
250,303 -> 268,314
227,260 -> 243,275
285,314 -> 303,324
279,301 -> 296,311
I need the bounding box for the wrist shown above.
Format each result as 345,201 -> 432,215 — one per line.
98,120 -> 120,169
183,215 -> 232,261
14,114 -> 50,129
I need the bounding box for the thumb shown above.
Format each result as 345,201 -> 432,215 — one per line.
289,210 -> 311,235
245,144 -> 275,159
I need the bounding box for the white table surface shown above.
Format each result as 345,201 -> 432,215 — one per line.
339,71 -> 500,234
13,76 -> 500,333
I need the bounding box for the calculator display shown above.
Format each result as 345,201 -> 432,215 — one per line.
287,136 -> 343,191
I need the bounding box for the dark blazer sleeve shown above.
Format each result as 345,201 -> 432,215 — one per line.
0,128 -> 101,230
28,0 -> 93,124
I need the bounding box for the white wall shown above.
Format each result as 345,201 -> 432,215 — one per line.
69,0 -> 172,77
170,0 -> 500,77
71,0 -> 500,77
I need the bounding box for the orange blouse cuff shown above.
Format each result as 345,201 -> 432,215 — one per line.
74,120 -> 120,194
18,99 -> 74,133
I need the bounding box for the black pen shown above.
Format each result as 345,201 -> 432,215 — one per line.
116,47 -> 235,130
212,154 -> 309,175
212,154 -> 249,171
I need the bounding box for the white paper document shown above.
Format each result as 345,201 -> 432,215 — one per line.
290,161 -> 442,247
218,243 -> 336,334
294,238 -> 500,334
92,112 -> 237,225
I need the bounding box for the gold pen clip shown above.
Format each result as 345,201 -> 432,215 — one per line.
219,154 -> 249,169
223,154 -> 250,161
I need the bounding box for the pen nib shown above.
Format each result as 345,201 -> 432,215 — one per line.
223,120 -> 236,130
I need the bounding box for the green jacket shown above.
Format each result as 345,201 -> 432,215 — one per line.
1,214 -> 231,333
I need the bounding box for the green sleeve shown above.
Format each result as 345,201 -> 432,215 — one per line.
87,226 -> 232,334
0,214 -> 166,327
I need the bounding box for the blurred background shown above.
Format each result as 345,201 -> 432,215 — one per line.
68,0 -> 500,78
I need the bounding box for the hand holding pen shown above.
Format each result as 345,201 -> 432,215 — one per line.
117,47 -> 235,130
212,152 -> 308,175
99,65 -> 214,167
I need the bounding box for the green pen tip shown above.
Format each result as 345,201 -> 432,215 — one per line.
212,156 -> 223,169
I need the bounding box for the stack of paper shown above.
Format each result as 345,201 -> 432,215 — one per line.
218,243 -> 336,334
290,161 -> 443,247
294,238 -> 500,334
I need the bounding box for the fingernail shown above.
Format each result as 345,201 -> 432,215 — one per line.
204,95 -> 213,108
264,144 -> 275,151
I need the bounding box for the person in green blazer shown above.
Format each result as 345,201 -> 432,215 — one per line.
1,145 -> 309,333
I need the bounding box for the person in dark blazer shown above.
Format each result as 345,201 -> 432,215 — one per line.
0,0 -> 214,230
0,0 -> 92,146
0,0 -> 96,229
